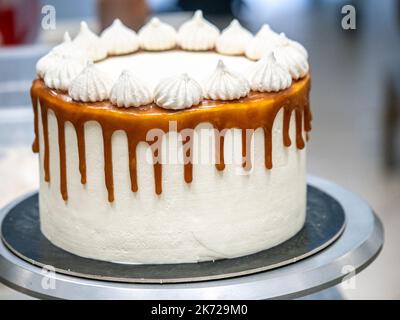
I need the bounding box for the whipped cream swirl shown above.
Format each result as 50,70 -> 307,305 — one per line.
36,52 -> 60,78
154,74 -> 203,110
279,33 -> 308,59
52,32 -> 88,59
110,70 -> 153,107
256,24 -> 281,40
273,34 -> 309,80
101,19 -> 139,55
245,24 -> 280,60
203,60 -> 250,100
69,63 -> 112,102
247,52 -> 292,92
44,56 -> 87,91
138,18 -> 177,51
36,32 -> 88,78
178,10 -> 220,51
216,19 -> 253,55
73,22 -> 107,61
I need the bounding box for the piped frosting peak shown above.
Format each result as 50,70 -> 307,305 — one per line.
69,63 -> 112,102
277,32 -> 308,58
216,19 -> 253,55
203,60 -> 250,100
256,24 -> 280,40
63,31 -> 71,42
245,24 -> 280,60
44,55 -> 87,91
101,19 -> 139,55
273,34 -> 309,80
36,52 -> 60,78
36,32 -> 88,78
247,52 -> 292,92
73,22 -> 107,61
138,17 -> 177,51
37,15 -> 310,103
52,32 -> 72,54
53,32 -> 89,62
154,73 -> 203,110
110,70 -> 153,107
178,10 -> 220,51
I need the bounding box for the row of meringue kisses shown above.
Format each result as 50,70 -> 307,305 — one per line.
36,10 -> 309,110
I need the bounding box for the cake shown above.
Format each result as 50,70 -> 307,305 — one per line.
31,11 -> 311,264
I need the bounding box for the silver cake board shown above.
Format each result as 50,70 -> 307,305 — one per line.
1,185 -> 345,284
0,176 -> 384,299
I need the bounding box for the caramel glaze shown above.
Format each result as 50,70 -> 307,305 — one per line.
31,75 -> 311,202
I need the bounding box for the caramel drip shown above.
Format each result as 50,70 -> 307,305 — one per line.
304,106 -> 312,142
215,132 -> 225,171
127,136 -> 138,192
242,129 -> 253,171
282,107 -> 292,147
31,75 -> 311,202
182,131 -> 194,183
56,116 -> 68,200
151,141 -> 162,195
31,86 -> 39,153
102,127 -> 114,202
74,122 -> 87,184
264,127 -> 273,169
295,109 -> 305,149
40,103 -> 50,182
305,108 -> 312,131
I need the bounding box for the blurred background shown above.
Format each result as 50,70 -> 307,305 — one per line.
0,0 -> 399,299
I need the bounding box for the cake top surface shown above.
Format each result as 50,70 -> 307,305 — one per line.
35,10 -> 309,110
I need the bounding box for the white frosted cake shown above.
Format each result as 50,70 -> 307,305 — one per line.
31,11 -> 312,264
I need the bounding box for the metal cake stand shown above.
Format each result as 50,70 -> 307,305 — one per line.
0,176 -> 383,299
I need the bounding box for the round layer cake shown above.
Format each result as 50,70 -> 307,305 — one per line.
32,12 -> 311,264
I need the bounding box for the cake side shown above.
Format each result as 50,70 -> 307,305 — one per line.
31,75 -> 310,202
31,12 -> 312,264
36,109 -> 306,263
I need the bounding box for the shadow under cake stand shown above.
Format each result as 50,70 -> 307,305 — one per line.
0,176 -> 383,299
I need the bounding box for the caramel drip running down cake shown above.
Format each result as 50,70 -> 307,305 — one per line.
32,11 -> 312,264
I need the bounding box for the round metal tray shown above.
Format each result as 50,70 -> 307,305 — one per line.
1,184 -> 345,284
0,176 -> 384,299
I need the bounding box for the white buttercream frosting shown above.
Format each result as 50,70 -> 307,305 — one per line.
101,19 -> 139,55
203,60 -> 250,100
68,63 -> 112,102
61,31 -> 71,43
263,32 -> 309,59
51,32 -> 74,55
256,24 -> 280,39
40,109 -> 307,264
110,70 -> 153,107
44,56 -> 87,91
216,19 -> 253,55
281,33 -> 308,58
36,32 -> 88,78
36,52 -> 60,78
73,22 -> 107,61
245,24 -> 280,60
138,18 -> 177,51
178,10 -> 220,51
96,51 -> 254,91
273,34 -> 309,80
52,32 -> 88,59
247,52 -> 292,92
154,73 -> 202,110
